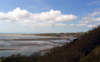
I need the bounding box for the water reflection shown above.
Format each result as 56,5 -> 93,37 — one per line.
0,39 -> 70,57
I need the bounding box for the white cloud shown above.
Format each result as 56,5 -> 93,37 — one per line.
79,17 -> 100,24
94,17 -> 100,21
87,25 -> 97,28
0,8 -> 31,22
0,8 -> 77,26
77,10 -> 100,28
87,1 -> 100,5
29,0 -> 51,11
31,10 -> 77,22
88,11 -> 100,16
1,8 -> 99,28
69,24 -> 86,27
79,11 -> 100,24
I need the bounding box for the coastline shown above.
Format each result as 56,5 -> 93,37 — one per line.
0,49 -> 21,51
0,37 -> 70,41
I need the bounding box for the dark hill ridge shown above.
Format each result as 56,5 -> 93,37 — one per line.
1,26 -> 100,62
37,26 -> 100,62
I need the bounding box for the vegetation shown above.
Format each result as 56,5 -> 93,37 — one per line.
79,46 -> 100,62
35,32 -> 84,37
0,26 -> 100,62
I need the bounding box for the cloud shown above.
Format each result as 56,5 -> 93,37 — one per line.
88,11 -> 100,16
68,24 -> 86,27
87,1 -> 100,5
1,8 -> 99,28
29,0 -> 51,11
87,23 -> 100,28
31,10 -> 77,22
79,17 -> 100,24
79,11 -> 100,23
0,8 -> 77,26
87,25 -> 97,28
0,8 -> 30,22
78,10 -> 100,28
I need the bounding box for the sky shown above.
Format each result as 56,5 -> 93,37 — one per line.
0,0 -> 100,33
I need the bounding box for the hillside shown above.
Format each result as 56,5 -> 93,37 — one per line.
36,26 -> 100,62
79,46 -> 100,62
1,26 -> 100,62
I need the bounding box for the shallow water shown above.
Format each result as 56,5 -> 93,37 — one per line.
0,34 -> 53,39
0,34 -> 70,57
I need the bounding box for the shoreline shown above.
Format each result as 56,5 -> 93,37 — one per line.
0,49 -> 21,51
0,37 -> 70,41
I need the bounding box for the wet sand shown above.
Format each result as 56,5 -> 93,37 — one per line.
0,49 -> 21,51
0,37 -> 70,41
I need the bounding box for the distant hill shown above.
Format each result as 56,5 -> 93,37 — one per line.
1,26 -> 100,62
35,32 -> 84,37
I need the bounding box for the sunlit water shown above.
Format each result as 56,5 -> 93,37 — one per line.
0,34 -> 70,57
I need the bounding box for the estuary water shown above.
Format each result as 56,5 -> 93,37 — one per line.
0,34 -> 70,57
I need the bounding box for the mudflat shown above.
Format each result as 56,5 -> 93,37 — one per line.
0,37 -> 70,41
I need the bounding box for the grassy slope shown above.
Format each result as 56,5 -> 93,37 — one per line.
79,46 -> 100,62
